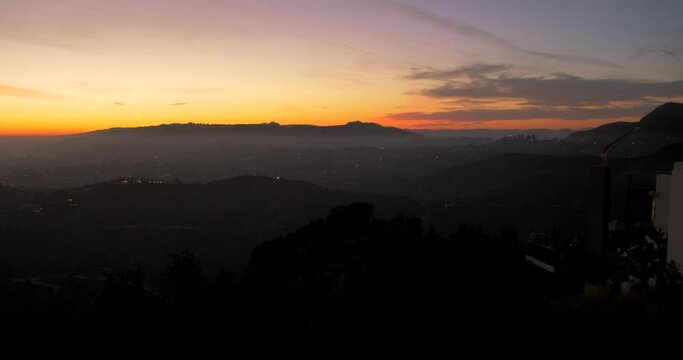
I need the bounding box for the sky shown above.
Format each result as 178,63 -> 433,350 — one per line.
1,0 -> 682,135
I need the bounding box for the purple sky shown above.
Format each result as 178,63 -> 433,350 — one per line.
1,0 -> 682,133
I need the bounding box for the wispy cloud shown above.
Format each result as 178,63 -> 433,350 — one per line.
388,105 -> 654,122
392,62 -> 683,122
371,0 -> 622,68
407,63 -> 512,80
176,87 -> 229,94
113,102 -> 124,106
305,68 -> 368,85
0,84 -> 67,100
634,45 -> 683,62
419,73 -> 683,106
632,27 -> 683,62
171,102 -> 187,106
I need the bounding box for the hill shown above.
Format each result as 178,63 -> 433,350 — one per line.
413,153 -> 638,236
16,121 -> 422,166
85,121 -> 417,137
0,176 -> 419,275
565,102 -> 683,156
415,154 -> 602,204
626,143 -> 683,174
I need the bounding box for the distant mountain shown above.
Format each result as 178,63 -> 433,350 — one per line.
20,121 -> 421,165
84,121 -> 417,138
565,102 -> 683,156
0,175 -> 420,275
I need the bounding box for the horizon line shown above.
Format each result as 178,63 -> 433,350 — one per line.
0,121 -> 601,137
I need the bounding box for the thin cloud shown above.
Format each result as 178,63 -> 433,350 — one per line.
290,32 -> 428,69
171,102 -> 187,106
522,49 -> 622,68
113,102 -> 124,106
408,63 -> 512,80
632,27 -> 683,62
176,88 -> 228,94
399,63 -> 683,122
0,84 -> 67,100
634,45 -> 683,62
418,72 -> 683,106
373,0 -> 510,45
1,35 -> 86,53
305,68 -> 368,85
372,0 -> 621,68
388,105 -> 654,122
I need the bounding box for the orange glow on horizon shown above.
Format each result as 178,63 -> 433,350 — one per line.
1,1 -> 681,137
0,115 -> 641,136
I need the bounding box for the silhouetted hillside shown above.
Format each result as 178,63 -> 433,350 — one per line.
627,143 -> 683,173
415,154 -> 602,203
414,153 -> 637,236
639,102 -> 683,132
0,176 -> 419,275
14,122 -> 424,166
566,102 -> 683,156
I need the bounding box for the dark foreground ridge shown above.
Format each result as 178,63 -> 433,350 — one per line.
2,203 -> 681,357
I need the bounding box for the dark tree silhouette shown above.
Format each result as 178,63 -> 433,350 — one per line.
164,250 -> 207,323
613,225 -> 671,287
241,203 -> 533,335
96,267 -> 164,330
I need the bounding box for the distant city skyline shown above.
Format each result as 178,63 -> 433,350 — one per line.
1,0 -> 682,134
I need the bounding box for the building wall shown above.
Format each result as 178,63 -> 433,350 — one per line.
655,174 -> 671,232
667,163 -> 683,267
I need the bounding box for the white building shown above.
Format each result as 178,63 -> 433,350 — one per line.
655,162 -> 683,267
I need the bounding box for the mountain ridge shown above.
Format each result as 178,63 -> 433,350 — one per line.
565,102 -> 683,156
0,174 -> 421,274
75,121 -> 418,138
566,102 -> 683,142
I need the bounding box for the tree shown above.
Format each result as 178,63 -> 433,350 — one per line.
97,266 -> 155,328
164,250 -> 206,308
613,225 -> 678,287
